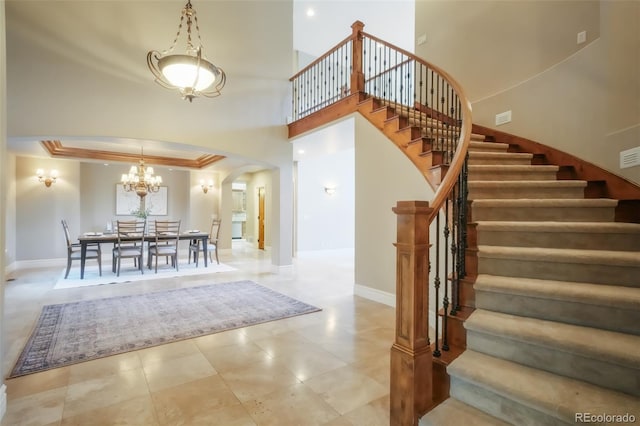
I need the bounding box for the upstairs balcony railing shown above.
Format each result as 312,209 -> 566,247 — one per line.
290,22 -> 472,426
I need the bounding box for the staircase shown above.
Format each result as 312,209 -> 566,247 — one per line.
419,133 -> 640,424
288,21 -> 640,425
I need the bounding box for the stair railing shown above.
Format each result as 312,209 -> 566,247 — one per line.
290,21 -> 472,426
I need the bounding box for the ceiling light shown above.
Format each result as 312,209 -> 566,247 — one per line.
121,148 -> 163,199
306,8 -> 315,17
147,0 -> 226,102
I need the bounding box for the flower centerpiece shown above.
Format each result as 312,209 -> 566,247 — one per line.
130,206 -> 151,219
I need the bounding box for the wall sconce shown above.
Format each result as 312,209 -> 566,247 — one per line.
324,185 -> 337,196
200,179 -> 213,194
36,169 -> 58,187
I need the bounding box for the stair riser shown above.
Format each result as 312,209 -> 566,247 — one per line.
478,257 -> 640,287
476,230 -> 640,251
469,170 -> 557,181
467,330 -> 640,396
468,157 -> 532,166
471,206 -> 616,222
449,377 -> 564,425
468,187 -> 585,200
475,289 -> 640,336
469,144 -> 508,153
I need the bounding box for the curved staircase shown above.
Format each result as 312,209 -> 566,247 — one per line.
420,128 -> 640,425
288,21 -> 640,425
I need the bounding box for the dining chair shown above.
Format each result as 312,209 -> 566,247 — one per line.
61,219 -> 101,278
189,218 -> 221,266
112,219 -> 146,276
148,219 -> 181,273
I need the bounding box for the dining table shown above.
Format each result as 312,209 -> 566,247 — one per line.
77,231 -> 210,279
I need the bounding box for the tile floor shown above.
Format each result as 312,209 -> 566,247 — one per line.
1,243 -> 395,425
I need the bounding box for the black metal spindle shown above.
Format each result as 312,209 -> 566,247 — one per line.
450,180 -> 459,317
433,213 -> 441,358
442,197 -> 450,352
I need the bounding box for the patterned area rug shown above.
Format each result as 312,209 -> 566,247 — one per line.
10,281 -> 321,378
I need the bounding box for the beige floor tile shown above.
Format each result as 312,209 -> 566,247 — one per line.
68,351 -> 142,385
342,395 -> 390,426
321,417 -> 354,426
351,351 -> 391,387
151,376 -> 243,425
63,368 -> 150,419
137,339 -> 202,365
60,394 -> 159,426
220,358 -> 302,402
177,404 -> 258,426
142,352 -> 217,392
263,338 -> 348,381
1,386 -> 66,426
243,383 -> 340,426
304,366 -> 389,415
6,367 -> 70,401
3,244 -> 394,426
200,341 -> 272,373
193,328 -> 250,352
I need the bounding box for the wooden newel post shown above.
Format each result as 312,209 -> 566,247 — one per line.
390,201 -> 433,426
350,20 -> 365,94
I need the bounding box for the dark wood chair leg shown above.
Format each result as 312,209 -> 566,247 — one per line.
65,258 -> 72,279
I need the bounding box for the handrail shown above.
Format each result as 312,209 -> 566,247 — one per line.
289,33 -> 354,82
360,31 -> 473,221
288,22 -> 473,426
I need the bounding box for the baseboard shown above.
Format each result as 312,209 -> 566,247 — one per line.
0,384 -> 6,422
271,264 -> 294,274
354,284 -> 395,307
15,258 -> 65,270
5,261 -> 16,274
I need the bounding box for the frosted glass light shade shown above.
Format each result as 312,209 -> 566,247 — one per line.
159,55 -> 217,91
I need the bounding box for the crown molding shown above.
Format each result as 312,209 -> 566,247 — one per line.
40,140 -> 225,169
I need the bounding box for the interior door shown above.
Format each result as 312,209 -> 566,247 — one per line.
258,187 -> 265,250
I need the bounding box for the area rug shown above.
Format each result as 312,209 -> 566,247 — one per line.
10,281 -> 321,378
54,261 -> 236,289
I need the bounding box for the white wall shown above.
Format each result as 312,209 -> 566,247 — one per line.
1,0 -> 8,410
12,156 -> 219,262
354,114 -> 434,298
292,117 -> 356,252
415,0 -> 640,185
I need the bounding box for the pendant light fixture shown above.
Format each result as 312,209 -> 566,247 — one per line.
147,0 -> 226,102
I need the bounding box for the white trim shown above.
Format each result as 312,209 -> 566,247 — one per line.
15,258 -> 65,269
605,123 -> 640,137
354,284 -> 396,307
271,264 -> 294,274
472,38 -> 600,104
5,261 -> 16,274
0,384 -> 6,422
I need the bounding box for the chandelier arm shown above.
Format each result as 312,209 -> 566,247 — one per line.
147,51 -> 179,90
200,68 -> 226,98
161,7 -> 187,55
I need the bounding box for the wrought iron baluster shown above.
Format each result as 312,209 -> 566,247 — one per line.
442,197 -> 450,352
433,212 -> 441,358
450,180 -> 459,317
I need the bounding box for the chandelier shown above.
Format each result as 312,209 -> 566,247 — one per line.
147,0 -> 226,102
121,149 -> 162,198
